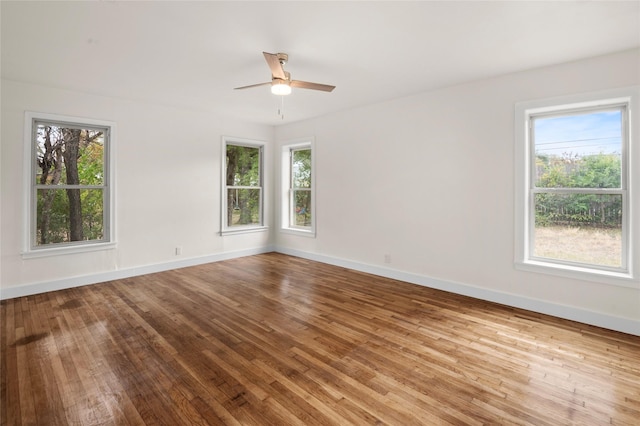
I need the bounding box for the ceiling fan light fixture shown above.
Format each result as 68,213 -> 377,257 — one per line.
234,52 -> 335,96
271,81 -> 292,96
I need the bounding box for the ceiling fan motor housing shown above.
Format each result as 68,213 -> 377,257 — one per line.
277,53 -> 288,65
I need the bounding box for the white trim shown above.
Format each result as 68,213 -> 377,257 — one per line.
3,245 -> 637,336
219,226 -> 268,236
21,242 -> 117,259
1,246 -> 274,300
515,260 -> 636,287
275,246 -> 640,336
22,111 -> 117,256
514,87 -> 639,287
221,136 -> 267,235
280,227 -> 316,237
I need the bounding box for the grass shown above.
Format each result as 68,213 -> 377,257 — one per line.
534,225 -> 622,267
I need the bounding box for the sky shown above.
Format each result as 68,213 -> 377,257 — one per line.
533,109 -> 622,158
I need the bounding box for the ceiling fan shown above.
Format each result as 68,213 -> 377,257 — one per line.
235,52 -> 335,95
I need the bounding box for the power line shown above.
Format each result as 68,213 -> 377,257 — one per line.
535,136 -> 620,146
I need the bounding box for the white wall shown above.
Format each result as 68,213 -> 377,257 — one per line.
274,49 -> 640,335
2,50 -> 639,335
1,80 -> 274,297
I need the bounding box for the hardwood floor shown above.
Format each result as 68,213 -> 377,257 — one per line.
2,253 -> 639,425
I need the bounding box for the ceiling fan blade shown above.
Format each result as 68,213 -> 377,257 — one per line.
290,80 -> 336,92
234,82 -> 271,90
263,52 -> 286,80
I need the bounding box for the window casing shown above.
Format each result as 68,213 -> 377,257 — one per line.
281,140 -> 315,236
515,88 -> 638,285
221,137 -> 266,234
24,112 -> 115,257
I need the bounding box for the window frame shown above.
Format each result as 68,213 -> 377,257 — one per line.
515,88 -> 638,286
23,111 -> 116,258
220,136 -> 267,235
281,139 -> 316,237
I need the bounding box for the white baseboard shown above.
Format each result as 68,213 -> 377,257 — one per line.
275,246 -> 640,336
3,244 -> 638,336
0,246 -> 274,300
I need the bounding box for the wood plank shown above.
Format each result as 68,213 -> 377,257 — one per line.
2,253 -> 639,425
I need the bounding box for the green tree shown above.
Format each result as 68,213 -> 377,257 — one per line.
535,152 -> 621,227
62,128 -> 83,241
226,145 -> 260,225
37,126 -> 64,244
78,140 -> 105,240
292,149 -> 312,226
36,125 -> 104,245
574,154 -> 620,188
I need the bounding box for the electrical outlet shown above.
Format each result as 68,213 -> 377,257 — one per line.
175,246 -> 183,256
384,254 -> 391,264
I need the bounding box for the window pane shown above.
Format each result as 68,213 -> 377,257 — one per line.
35,124 -> 105,186
227,188 -> 261,226
226,145 -> 260,187
533,193 -> 622,267
293,190 -> 312,227
292,148 -> 311,188
36,188 -> 104,245
533,110 -> 622,189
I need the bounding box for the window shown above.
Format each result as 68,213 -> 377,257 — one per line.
281,140 -> 315,235
222,137 -> 265,234
24,112 -> 115,256
515,88 -> 638,283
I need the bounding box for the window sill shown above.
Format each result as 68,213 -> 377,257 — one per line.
280,227 -> 316,238
220,226 -> 268,236
22,241 -> 117,259
515,259 -> 637,289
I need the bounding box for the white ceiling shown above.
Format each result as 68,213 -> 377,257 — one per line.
2,1 -> 639,126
